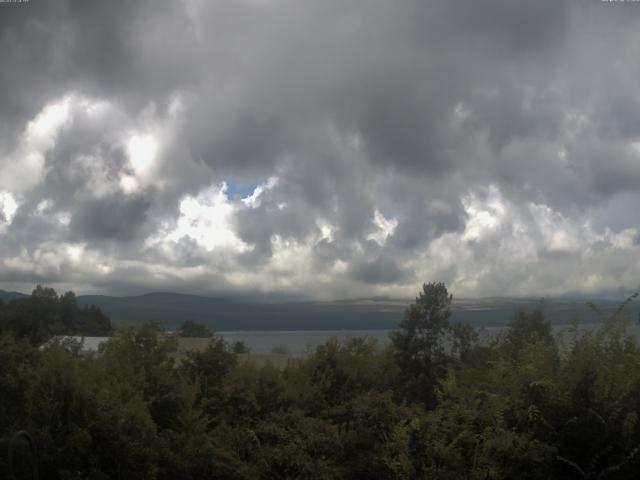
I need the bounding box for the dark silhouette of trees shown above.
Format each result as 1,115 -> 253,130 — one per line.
390,282 -> 453,407
506,308 -> 553,349
0,285 -> 112,344
2,283 -> 640,479
232,340 -> 250,354
177,320 -> 212,338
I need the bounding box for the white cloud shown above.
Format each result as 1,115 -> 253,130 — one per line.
0,96 -> 72,194
242,177 -> 278,208
127,133 -> 158,175
0,191 -> 19,233
161,182 -> 250,252
368,210 -> 398,246
3,2 -> 640,301
120,133 -> 160,194
414,186 -> 640,298
461,186 -> 506,241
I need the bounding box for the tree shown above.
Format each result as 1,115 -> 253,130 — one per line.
232,340 -> 250,354
391,282 -> 453,407
0,286 -> 112,343
179,337 -> 237,397
503,308 -> 553,356
178,320 -> 213,338
32,285 -> 58,300
76,304 -> 113,336
450,321 -> 480,364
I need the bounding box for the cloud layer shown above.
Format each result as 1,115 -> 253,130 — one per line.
1,0 -> 640,299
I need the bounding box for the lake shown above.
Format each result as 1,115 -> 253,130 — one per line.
218,322 -> 640,356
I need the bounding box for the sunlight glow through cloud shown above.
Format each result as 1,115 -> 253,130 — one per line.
368,210 -> 398,246
166,183 -> 249,252
127,134 -> 158,178
0,95 -> 73,193
0,191 -> 18,232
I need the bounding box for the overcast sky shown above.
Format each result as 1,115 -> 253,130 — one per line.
1,0 -> 640,300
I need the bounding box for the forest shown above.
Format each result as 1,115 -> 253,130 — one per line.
1,283 -> 640,479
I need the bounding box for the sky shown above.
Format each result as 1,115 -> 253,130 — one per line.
1,0 -> 640,300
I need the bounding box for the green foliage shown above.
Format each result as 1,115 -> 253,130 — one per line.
450,321 -> 481,364
178,320 -> 213,338
232,340 -> 250,354
502,307 -> 554,356
3,285 -> 640,479
390,282 -> 454,407
0,285 -> 112,344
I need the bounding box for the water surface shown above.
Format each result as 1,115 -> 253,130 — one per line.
218,323 -> 640,356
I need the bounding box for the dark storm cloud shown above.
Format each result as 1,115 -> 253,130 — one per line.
1,0 -> 640,297
38,114 -> 129,203
0,0 -> 197,149
348,253 -> 414,285
2,205 -> 65,251
418,1 -> 569,55
69,193 -> 153,243
599,97 -> 640,140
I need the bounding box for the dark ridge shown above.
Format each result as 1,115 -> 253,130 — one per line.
3,289 -> 637,331
0,290 -> 29,303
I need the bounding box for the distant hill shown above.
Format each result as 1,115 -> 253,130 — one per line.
76,292 -> 640,331
75,292 -> 405,331
0,289 -> 28,303
3,289 -> 638,331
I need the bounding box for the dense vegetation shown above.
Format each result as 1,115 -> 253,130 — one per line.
0,286 -> 112,344
178,320 -> 214,338
1,283 -> 640,479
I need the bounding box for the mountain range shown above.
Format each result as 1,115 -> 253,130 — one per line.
2,289 -> 638,331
